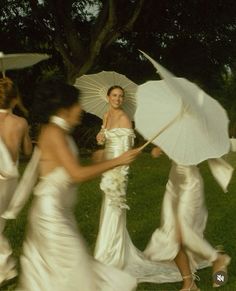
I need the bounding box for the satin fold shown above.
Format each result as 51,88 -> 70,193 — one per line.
207,158 -> 234,193
0,138 -> 18,284
2,147 -> 40,219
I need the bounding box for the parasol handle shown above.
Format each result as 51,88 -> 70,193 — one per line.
138,107 -> 182,152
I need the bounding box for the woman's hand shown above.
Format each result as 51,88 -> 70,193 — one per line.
116,148 -> 141,166
96,130 -> 105,145
151,147 -> 162,158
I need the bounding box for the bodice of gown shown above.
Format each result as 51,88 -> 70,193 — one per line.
104,128 -> 135,159
34,136 -> 78,204
34,167 -> 78,210
100,129 -> 135,211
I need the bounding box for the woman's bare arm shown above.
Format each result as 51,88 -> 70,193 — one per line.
22,120 -> 33,156
43,127 -> 139,183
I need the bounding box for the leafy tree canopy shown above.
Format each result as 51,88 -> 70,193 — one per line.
1,0 -> 236,135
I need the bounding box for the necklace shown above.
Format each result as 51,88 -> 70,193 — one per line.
49,116 -> 71,132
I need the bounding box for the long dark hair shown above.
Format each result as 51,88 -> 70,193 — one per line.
32,80 -> 80,124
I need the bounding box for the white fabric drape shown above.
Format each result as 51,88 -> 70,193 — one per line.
0,138 -> 18,284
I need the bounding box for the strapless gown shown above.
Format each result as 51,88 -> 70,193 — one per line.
3,136 -> 137,291
0,137 -> 18,284
94,128 -> 182,283
144,162 -> 218,271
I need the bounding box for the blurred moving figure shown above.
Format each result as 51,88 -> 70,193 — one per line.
0,77 -> 32,286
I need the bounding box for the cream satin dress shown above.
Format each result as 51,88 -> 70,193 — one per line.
0,136 -> 18,284
2,118 -> 137,291
94,128 -> 182,283
144,162 -> 220,271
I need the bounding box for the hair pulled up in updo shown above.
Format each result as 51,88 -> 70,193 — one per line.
32,80 -> 80,124
0,77 -> 18,109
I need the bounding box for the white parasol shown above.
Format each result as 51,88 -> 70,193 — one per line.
0,52 -> 49,77
135,51 -> 230,165
74,71 -> 137,120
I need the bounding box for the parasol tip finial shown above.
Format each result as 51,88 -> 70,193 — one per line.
138,49 -> 149,59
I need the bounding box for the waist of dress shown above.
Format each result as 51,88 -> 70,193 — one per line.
104,147 -> 127,160
34,175 -> 75,195
33,179 -> 77,211
169,163 -> 201,184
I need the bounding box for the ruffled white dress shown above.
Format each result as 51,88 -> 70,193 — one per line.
94,128 -> 182,283
2,120 -> 137,291
0,137 -> 18,284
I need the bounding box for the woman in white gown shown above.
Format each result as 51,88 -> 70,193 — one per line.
144,147 -> 231,291
94,86 -> 183,284
0,77 -> 32,286
3,80 -> 139,291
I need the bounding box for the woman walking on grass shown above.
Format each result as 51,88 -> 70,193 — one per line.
3,80 -> 139,291
144,146 -> 231,291
0,77 -> 32,287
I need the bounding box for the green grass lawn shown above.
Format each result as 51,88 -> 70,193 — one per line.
2,152 -> 236,291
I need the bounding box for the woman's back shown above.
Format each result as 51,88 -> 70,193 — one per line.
0,112 -> 30,162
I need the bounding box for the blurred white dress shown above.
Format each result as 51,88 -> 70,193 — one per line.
94,128 -> 182,283
0,137 -> 18,284
2,118 -> 137,291
144,162 -> 220,271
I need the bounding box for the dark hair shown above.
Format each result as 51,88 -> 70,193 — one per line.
107,85 -> 124,96
32,80 -> 80,123
0,77 -> 18,109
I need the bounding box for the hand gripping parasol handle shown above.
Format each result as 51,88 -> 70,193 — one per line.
138,107 -> 182,152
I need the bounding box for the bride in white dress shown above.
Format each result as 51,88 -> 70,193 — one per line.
2,80 -> 139,291
144,147 -> 231,291
94,86 -> 183,284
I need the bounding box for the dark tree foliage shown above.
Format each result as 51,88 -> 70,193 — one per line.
0,0 -> 236,142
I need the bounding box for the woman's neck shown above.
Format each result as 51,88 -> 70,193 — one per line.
108,107 -> 123,115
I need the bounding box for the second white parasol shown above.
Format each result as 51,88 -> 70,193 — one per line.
135,51 -> 230,165
0,52 -> 50,77
74,71 -> 137,120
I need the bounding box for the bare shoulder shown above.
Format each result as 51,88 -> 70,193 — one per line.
39,124 -> 66,146
102,112 -> 109,124
41,124 -> 64,139
103,112 -> 109,119
119,111 -> 132,128
9,114 -> 29,129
